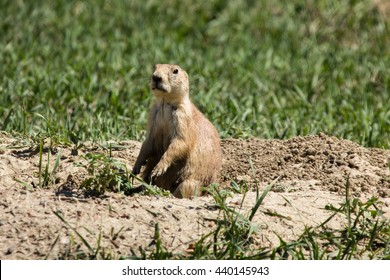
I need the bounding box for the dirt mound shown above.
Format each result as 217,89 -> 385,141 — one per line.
221,133 -> 389,197
0,133 -> 389,259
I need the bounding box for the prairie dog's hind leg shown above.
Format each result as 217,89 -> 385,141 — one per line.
173,179 -> 201,199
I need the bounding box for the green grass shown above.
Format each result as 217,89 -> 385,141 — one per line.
0,0 -> 389,147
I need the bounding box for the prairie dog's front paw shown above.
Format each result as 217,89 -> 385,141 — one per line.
151,162 -> 169,179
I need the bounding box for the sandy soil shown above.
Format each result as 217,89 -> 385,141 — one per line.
0,133 -> 389,259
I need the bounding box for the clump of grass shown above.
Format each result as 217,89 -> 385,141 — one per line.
11,134 -> 66,189
36,138 -> 62,189
188,183 -> 273,259
78,151 -> 132,196
78,147 -> 171,197
129,223 -> 177,260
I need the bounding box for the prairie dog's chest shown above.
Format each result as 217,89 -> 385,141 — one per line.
154,103 -> 176,128
151,103 -> 178,145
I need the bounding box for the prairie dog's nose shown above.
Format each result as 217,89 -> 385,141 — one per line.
152,74 -> 162,83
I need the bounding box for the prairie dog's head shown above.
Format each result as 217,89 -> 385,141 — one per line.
151,64 -> 189,99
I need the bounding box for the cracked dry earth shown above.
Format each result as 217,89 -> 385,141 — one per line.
0,133 -> 389,259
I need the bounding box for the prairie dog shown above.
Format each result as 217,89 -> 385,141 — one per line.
132,64 -> 222,198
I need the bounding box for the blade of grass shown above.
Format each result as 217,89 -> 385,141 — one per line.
53,210 -> 94,254
51,149 -> 62,175
38,139 -> 43,189
44,234 -> 60,260
248,176 -> 279,222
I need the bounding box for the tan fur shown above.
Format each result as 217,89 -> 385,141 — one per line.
132,64 -> 222,198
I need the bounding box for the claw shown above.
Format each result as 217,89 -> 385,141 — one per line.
132,165 -> 141,175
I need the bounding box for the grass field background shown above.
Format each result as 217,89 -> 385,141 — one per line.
0,0 -> 389,148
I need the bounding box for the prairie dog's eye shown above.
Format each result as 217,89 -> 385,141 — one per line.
173,68 -> 179,74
